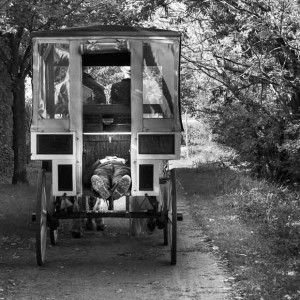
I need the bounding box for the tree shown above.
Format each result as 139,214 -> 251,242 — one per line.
0,0 -> 146,184
174,0 -> 300,182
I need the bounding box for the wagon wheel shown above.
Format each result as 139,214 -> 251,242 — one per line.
36,169 -> 47,266
163,168 -> 177,265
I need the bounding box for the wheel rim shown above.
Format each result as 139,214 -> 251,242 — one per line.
169,169 -> 177,265
162,182 -> 169,246
36,169 -> 47,266
40,186 -> 47,258
162,169 -> 177,265
167,181 -> 173,248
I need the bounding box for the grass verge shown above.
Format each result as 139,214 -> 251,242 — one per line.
0,162 -> 40,237
178,158 -> 300,300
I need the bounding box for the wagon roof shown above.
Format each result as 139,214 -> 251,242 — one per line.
32,25 -> 181,38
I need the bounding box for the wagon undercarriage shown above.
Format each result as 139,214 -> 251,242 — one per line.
34,168 -> 182,266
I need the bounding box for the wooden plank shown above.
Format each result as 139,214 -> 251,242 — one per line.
69,40 -> 82,195
83,135 -> 131,165
173,39 -> 182,131
130,40 -> 143,195
32,25 -> 181,38
34,119 -> 69,131
45,46 -> 55,118
83,104 -> 131,132
31,40 -> 40,130
82,134 -> 131,188
143,119 -> 174,131
83,104 -> 131,115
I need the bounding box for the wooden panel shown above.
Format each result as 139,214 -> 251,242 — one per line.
31,40 -> 39,128
173,40 -> 182,131
45,46 -> 55,118
83,104 -> 131,115
130,40 -> 143,195
83,104 -> 131,132
143,119 -> 174,131
83,134 -> 131,171
35,119 -> 70,131
32,25 -> 181,38
69,41 -> 82,132
69,40 -> 82,195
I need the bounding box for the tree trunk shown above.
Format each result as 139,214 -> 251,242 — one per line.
12,75 -> 28,184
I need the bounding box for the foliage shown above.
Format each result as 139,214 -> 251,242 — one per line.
0,0 -> 157,183
4,0 -> 300,185
182,119 -> 211,146
236,186 -> 300,254
174,0 -> 300,183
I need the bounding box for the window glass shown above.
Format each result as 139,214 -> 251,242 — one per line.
39,43 -> 70,119
82,65 -> 131,132
82,66 -> 130,105
143,43 -> 175,119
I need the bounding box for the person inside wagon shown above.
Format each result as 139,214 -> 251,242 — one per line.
87,156 -> 131,201
110,66 -> 131,106
79,156 -> 131,233
82,67 -> 106,104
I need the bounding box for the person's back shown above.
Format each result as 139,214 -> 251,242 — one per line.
83,72 -> 106,104
111,78 -> 130,105
110,67 -> 131,106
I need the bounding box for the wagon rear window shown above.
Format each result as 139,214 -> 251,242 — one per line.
36,134 -> 73,155
38,43 -> 70,120
138,134 -> 175,155
139,164 -> 154,191
143,42 -> 175,119
58,164 -> 73,191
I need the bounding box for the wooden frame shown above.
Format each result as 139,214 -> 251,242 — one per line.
133,159 -> 160,196
137,132 -> 181,160
31,132 -> 76,160
52,159 -> 77,196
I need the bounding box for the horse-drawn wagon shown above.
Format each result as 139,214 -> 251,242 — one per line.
30,25 -> 183,266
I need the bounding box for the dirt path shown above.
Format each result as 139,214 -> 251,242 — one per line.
0,173 -> 235,300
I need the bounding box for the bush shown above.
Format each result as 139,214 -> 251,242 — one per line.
193,158 -> 300,256
181,119 -> 211,146
205,102 -> 300,184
